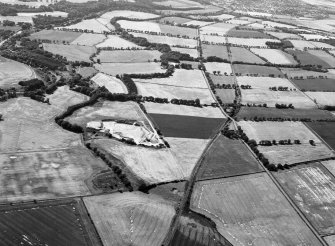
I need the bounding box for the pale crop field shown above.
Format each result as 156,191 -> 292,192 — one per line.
84,192 -> 175,246
204,62 -> 232,75
250,48 -> 298,65
236,76 -> 298,89
43,43 -> 96,62
117,20 -> 161,33
154,0 -> 203,8
96,17 -> 116,31
92,139 -> 185,184
280,68 -> 335,79
183,20 -> 214,27
262,20 -> 297,29
200,23 -> 236,36
226,19 -> 250,25
266,31 -> 302,40
227,37 -> 281,47
57,18 -> 110,33
308,50 -> 335,67
289,39 -> 316,50
191,173 -> 323,246
200,34 -> 227,44
134,69 -> 208,88
306,92 -> 335,106
30,30 -> 82,43
131,32 -> 197,48
0,15 -> 33,24
300,33 -> 329,40
135,82 -> 216,104
208,13 -> 235,20
171,47 -> 198,58
70,33 -> 106,46
95,63 -> 164,76
311,41 -> 335,49
95,50 -> 161,63
100,10 -> 159,20
95,35 -> 142,49
322,160 -> 335,177
18,11 -> 68,17
91,73 -> 128,94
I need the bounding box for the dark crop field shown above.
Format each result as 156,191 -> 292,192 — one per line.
202,44 -> 229,60
149,113 -> 225,139
227,29 -> 272,38
197,135 -> 263,180
237,107 -> 335,121
230,47 -> 266,64
287,50 -> 331,69
233,64 -> 284,77
293,78 -> 335,91
0,199 -> 100,246
306,122 -> 335,150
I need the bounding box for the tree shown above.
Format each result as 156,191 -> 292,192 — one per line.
0,114 -> 2,121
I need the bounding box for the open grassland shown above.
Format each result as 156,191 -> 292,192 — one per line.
143,102 -> 225,118
274,163 -> 335,235
95,35 -> 142,49
241,89 -> 317,108
95,63 -> 164,76
30,30 -> 81,43
166,137 -> 209,178
84,192 -> 174,246
204,62 -> 232,75
306,92 -> 335,106
197,135 -> 263,180
210,75 -> 235,85
70,33 -> 106,46
293,78 -> 335,91
0,199 -> 99,246
307,50 -> 335,67
0,58 -> 35,88
191,173 -> 323,246
58,19 -> 111,33
216,89 -> 235,104
200,23 -> 236,36
149,113 -> 225,139
226,29 -> 272,38
230,47 -> 266,64
202,44 -> 229,60
95,50 -> 161,63
43,43 -> 96,62
92,139 -> 184,184
237,107 -> 335,121
100,10 -> 159,20
250,48 -> 298,65
91,73 -> 128,94
233,64 -> 283,76
306,122 -> 335,150
228,37 -> 281,47
287,50 -> 331,69
236,76 -> 297,89
135,83 -> 215,104
66,101 -> 148,128
134,69 -> 208,88
266,31 -> 302,40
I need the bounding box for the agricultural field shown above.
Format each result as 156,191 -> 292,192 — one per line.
236,76 -> 297,89
274,163 -> 335,235
197,135 -> 263,180
70,33 -> 106,46
135,82 -> 216,104
306,122 -> 335,150
94,62 -> 165,76
153,0 -> 203,8
227,37 -> 281,47
230,47 -> 266,64
292,78 -> 335,91
91,73 -> 128,94
226,18 -> 250,25
182,20 -> 213,27
191,173 -> 323,246
95,35 -> 142,49
0,15 -> 33,24
0,199 -> 100,246
84,192 -> 175,246
202,44 -> 229,60
288,39 -> 318,50
216,88 -> 235,104
159,16 -> 193,25
200,34 -> 227,44
262,20 -> 297,29
100,10 -> 159,20
209,13 -> 235,20
42,43 -> 96,62
307,49 -> 335,67
204,62 -> 232,75
171,47 -> 198,58
134,69 -> 208,88
58,18 -> 111,33
95,50 -> 161,63
266,31 -> 302,40
30,30 -> 82,43
233,64 -> 283,76
310,41 -> 335,49
200,23 -> 236,36
250,48 -> 298,65
300,33 -> 329,40
281,67 -> 335,79
76,66 -> 98,78
0,58 -> 35,88
306,92 -> 335,106
210,74 -> 235,85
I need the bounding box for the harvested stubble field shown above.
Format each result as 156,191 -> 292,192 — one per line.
233,64 -> 283,76
292,78 -> 335,91
274,163 -> 335,235
91,73 -> 128,94
135,83 -> 216,104
236,106 -> 335,121
30,30 -> 81,43
100,10 -> 159,20
230,47 -> 266,64
210,74 -> 235,85
165,137 -> 210,178
59,18 -> 111,33
191,173 -> 323,246
92,139 -> 185,184
95,50 -> 161,63
306,92 -> 335,106
226,29 -> 272,38
204,62 -> 232,75
0,58 -> 35,88
287,50 -> 331,69
216,89 -> 235,103
149,113 -> 225,139
84,192 -> 175,246
43,43 -> 96,62
306,122 -> 335,150
95,35 -> 142,49
250,48 -> 298,65
197,135 -> 263,180
307,50 -> 335,67
70,33 -> 106,46
0,199 -> 99,246
202,44 -> 229,60
134,69 -> 208,88
94,62 -> 164,76
66,101 -> 149,128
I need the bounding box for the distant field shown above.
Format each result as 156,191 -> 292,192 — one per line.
204,62 -> 232,75
84,192 -> 175,246
95,35 -> 142,49
281,68 -> 335,79
149,113 -> 225,139
250,48 -> 298,65
95,50 -> 161,63
43,43 -> 96,62
275,163 -> 335,235
230,47 -> 266,64
30,30 -> 81,43
287,50 -> 331,68
70,33 -> 106,46
307,49 -> 335,67
94,62 -> 165,76
306,122 -> 335,150
202,44 -> 229,60
236,76 -> 297,89
159,16 -> 192,25
306,92 -> 335,106
91,73 -> 128,94
226,29 -> 272,38
233,64 -> 283,76
289,39 -> 316,50
154,0 -> 203,9
210,75 -> 235,85
100,10 -> 159,20
266,31 -> 302,40
227,37 -> 281,47
197,135 -> 263,180
191,173 -> 323,246
293,78 -> 335,91
58,18 -> 111,33
200,23 -> 236,36
216,89 -> 235,103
